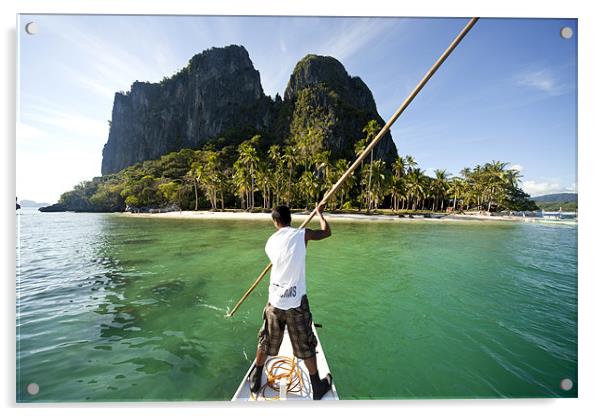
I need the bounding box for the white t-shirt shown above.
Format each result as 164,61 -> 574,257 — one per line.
265,227 -> 306,310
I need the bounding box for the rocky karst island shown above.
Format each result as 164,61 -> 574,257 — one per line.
42,44 -> 536,215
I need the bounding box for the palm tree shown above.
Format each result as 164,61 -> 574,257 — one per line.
389,175 -> 406,211
392,156 -> 406,179
354,137 -> 368,210
295,127 -> 325,174
459,167 -> 472,180
432,169 -> 450,211
369,160 -> 388,210
298,170 -> 319,210
404,155 -> 417,173
256,161 -> 271,209
448,177 -> 463,211
504,167 -> 522,188
360,163 -> 371,210
200,154 -> 215,210
390,156 -> 405,211
232,159 -> 251,209
268,145 -> 282,206
331,159 -> 354,209
472,164 -> 483,210
185,161 -> 203,210
237,136 -> 261,210
422,176 -> 434,210
362,120 -> 381,212
456,167 -> 470,211
484,161 -> 508,212
405,168 -> 426,211
283,145 -> 296,206
215,168 -> 228,210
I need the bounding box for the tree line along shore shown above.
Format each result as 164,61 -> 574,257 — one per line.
44,120 -> 539,214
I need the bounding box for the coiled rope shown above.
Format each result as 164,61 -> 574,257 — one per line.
250,355 -> 305,400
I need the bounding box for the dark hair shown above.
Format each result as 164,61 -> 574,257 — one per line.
272,205 -> 292,226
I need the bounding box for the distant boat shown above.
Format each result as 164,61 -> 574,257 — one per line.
540,209 -> 577,220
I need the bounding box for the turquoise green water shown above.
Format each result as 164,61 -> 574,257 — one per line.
16,208 -> 577,401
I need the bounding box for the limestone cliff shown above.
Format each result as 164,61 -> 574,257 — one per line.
283,54 -> 397,164
101,46 -> 397,174
101,45 -> 273,174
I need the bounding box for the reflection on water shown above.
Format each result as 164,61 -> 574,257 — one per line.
16,208 -> 577,401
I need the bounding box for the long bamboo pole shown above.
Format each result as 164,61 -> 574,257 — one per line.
226,17 -> 479,317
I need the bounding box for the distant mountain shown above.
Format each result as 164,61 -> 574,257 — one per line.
19,200 -> 51,208
531,193 -> 577,203
531,193 -> 577,211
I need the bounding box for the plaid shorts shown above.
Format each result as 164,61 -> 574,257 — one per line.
257,295 -> 318,360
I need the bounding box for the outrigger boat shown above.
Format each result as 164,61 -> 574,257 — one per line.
232,323 -> 339,401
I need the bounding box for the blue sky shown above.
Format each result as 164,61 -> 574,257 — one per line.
17,15 -> 577,203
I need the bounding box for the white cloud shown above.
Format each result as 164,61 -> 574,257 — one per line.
317,18 -> 400,63
45,17 -> 182,101
509,164 -> 523,172
76,76 -> 118,99
514,69 -> 570,96
23,105 -> 109,141
523,180 -> 576,197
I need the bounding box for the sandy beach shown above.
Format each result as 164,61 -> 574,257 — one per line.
122,210 -> 572,224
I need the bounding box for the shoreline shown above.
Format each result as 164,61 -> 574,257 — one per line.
121,210 -> 577,225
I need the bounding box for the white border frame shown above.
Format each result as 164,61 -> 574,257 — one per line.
3,1 -> 599,416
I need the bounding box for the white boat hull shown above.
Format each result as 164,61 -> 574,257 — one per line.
232,323 -> 339,401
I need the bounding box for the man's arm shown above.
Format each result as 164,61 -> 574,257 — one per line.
305,203 -> 332,242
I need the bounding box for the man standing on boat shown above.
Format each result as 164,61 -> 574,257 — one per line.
249,203 -> 333,400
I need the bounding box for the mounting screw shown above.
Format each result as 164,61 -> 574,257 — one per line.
27,383 -> 39,395
560,27 -> 573,40
25,22 -> 38,35
560,378 -> 573,391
